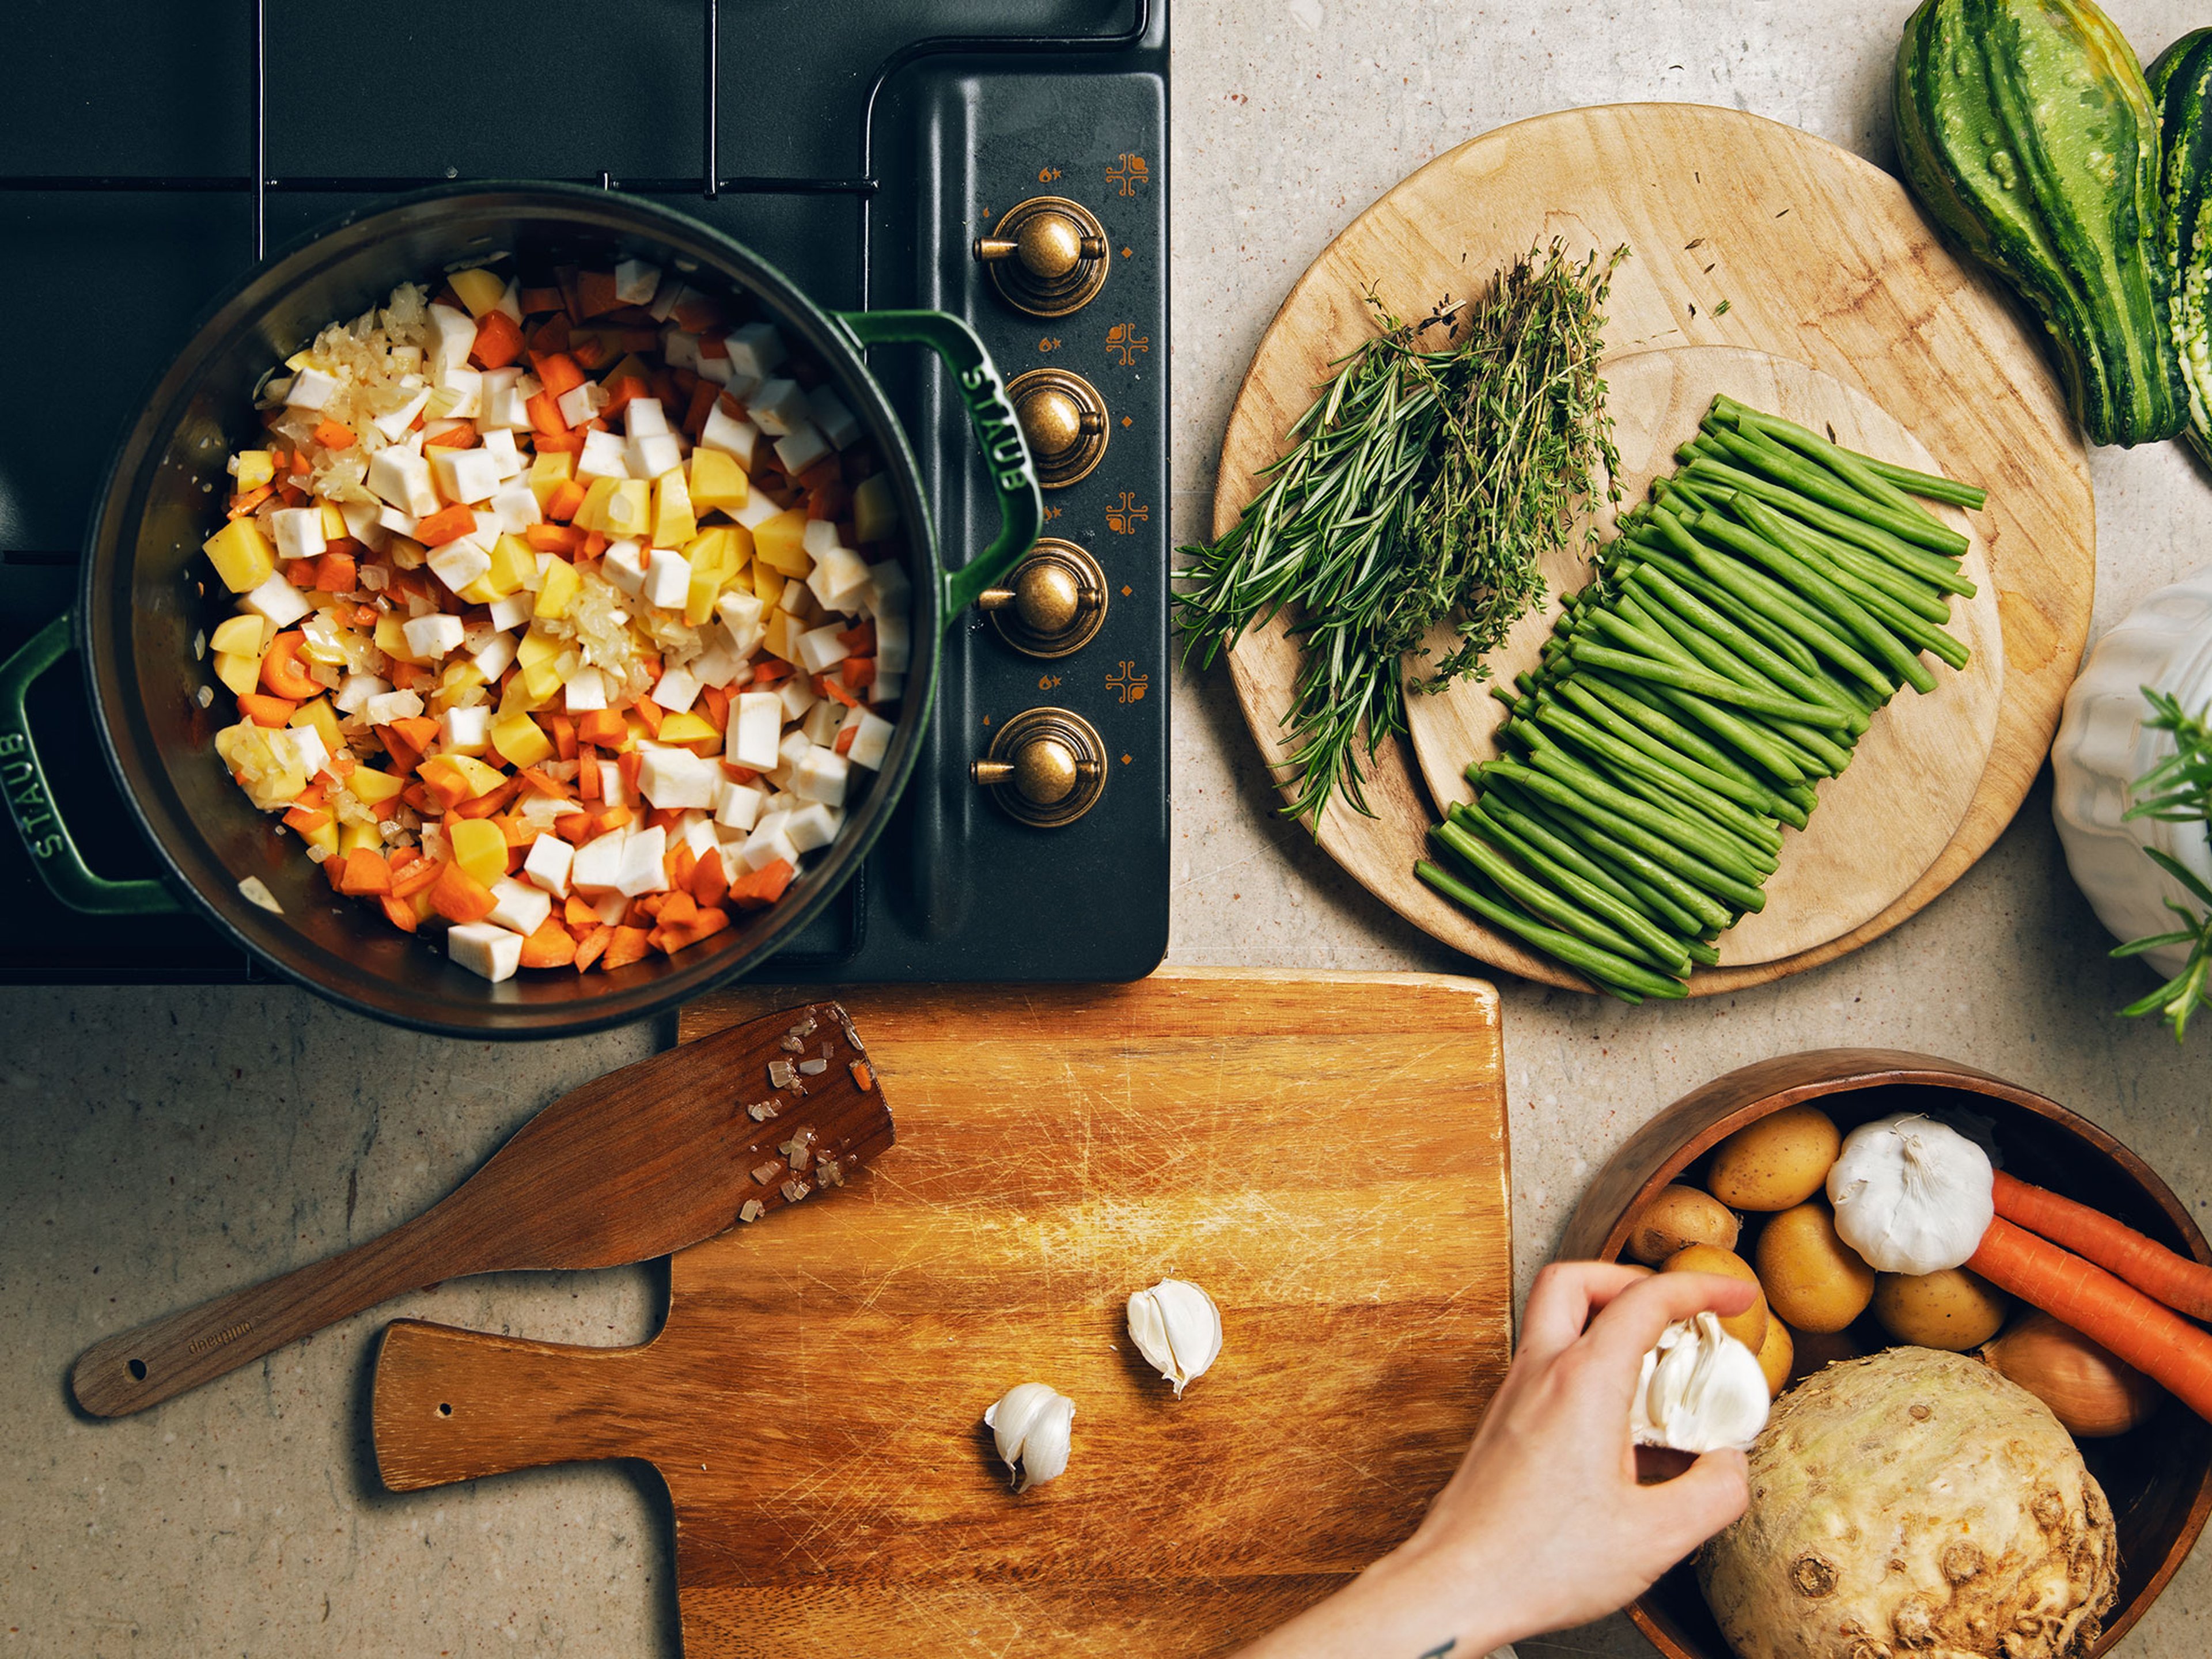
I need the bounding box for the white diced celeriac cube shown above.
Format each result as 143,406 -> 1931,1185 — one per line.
477,368 -> 526,430
785,801 -> 841,854
426,537 -> 492,596
863,558 -> 912,616
747,378 -> 810,435
363,688 -> 425,725
371,383 -> 432,443
801,521 -> 841,558
777,675 -> 819,722
570,829 -> 628,893
446,921 -> 523,983
426,304 -> 476,370
679,812 -> 718,862
430,447 -> 502,506
494,279 -> 523,321
732,692 -> 784,771
793,622 -> 851,676
273,722 -> 331,781
597,758 -> 630,806
869,671 -> 903,706
615,826 -> 669,896
486,592 -> 533,631
625,397 -> 669,438
694,351 -> 732,387
778,728 -> 813,771
480,428 -> 526,480
636,745 -> 717,810
487,877 -> 551,938
714,777 -> 764,832
699,402 -> 757,465
601,539 -> 647,597
778,578 -> 819,618
587,889 -> 627,925
433,365 -> 482,419
377,503 -> 420,540
651,664 -> 700,713
732,492 -> 781,532
627,429 -> 683,480
737,814 -> 799,872
270,506 -> 326,562
691,636 -> 745,691
716,590 -> 766,657
773,421 -> 830,477
660,327 -> 699,369
642,547 -> 690,609
489,484 -> 541,535
874,611 -> 911,674
440,704 -> 491,755
518,789 -> 569,831
284,366 -> 341,412
806,546 -> 872,615
522,833 -> 574,898
809,386 -> 861,449
801,697 -> 844,748
472,630 -> 518,680
241,573 -> 313,628
614,259 -> 662,305
563,666 -> 609,712
333,673 -> 390,716
404,614 -> 465,660
576,427 -> 630,482
339,497 -> 390,552
791,745 -> 849,807
845,709 -> 894,770
557,381 -> 600,429
724,323 -> 787,380
368,448 -> 439,516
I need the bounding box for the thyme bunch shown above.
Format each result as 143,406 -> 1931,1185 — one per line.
1177,241 -> 1626,826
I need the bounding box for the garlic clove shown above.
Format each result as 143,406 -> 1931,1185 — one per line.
1630,1312 -> 1771,1453
983,1381 -> 1076,1493
1126,1278 -> 1222,1396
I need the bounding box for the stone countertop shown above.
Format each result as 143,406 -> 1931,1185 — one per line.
6,2 -> 2212,1654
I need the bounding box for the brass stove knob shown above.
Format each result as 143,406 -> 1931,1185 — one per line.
1006,369 -> 1108,488
971,707 -> 1107,828
974,196 -> 1111,317
977,540 -> 1107,658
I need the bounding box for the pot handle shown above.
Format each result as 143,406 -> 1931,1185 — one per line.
833,309 -> 1044,622
0,614 -> 180,915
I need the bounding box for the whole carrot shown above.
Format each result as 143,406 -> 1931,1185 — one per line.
1993,1170 -> 2212,1319
1968,1217 -> 2212,1423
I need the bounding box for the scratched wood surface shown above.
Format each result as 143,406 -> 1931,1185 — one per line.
372,967 -> 1512,1658
1211,103 -> 2095,992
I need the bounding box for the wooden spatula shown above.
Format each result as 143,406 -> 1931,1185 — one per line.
71,999 -> 892,1418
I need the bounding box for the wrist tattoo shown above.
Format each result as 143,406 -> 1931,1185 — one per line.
1416,1643 -> 1456,1658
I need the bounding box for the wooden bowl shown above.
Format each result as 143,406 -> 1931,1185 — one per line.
1560,1048 -> 2212,1659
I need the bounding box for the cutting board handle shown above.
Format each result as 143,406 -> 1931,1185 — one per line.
372,1319 -> 664,1491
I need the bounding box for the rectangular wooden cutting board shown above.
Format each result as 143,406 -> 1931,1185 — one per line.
372,967 -> 1511,1657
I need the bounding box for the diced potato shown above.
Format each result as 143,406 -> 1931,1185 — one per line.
230,450 -> 276,493
752,508 -> 812,576
212,651 -> 261,697
209,614 -> 268,656
688,447 -> 749,512
652,470 -> 696,548
490,711 -> 552,768
853,472 -> 900,543
752,563 -> 786,605
289,696 -> 343,760
602,479 -> 652,540
374,613 -> 425,665
516,628 -> 563,671
527,450 -> 576,512
203,517 -> 277,593
339,820 -> 382,857
350,765 -> 405,805
574,476 -> 621,532
319,501 -> 349,541
535,557 -> 579,619
763,609 -> 802,664
446,754 -> 507,797
521,658 -> 564,702
449,819 -> 507,885
655,710 -> 719,753
300,816 -> 341,859
448,267 -> 507,318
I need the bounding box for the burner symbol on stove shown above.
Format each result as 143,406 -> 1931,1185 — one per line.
1107,662 -> 1150,704
1037,165 -> 1064,183
1105,323 -> 1149,366
1105,493 -> 1149,535
1106,153 -> 1150,196
1036,336 -> 1065,354
1037,674 -> 1063,691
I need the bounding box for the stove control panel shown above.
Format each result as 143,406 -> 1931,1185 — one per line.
974,196 -> 1111,317
1008,367 -> 1109,487
977,540 -> 1107,658
971,706 -> 1108,828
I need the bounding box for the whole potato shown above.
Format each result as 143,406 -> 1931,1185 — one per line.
1873,1267 -> 2009,1351
1706,1105 -> 1841,1210
1664,1241 -> 1770,1354
1753,1200 -> 1876,1334
1787,1323 -> 1865,1387
1756,1317 -> 1793,1399
1626,1184 -> 1741,1266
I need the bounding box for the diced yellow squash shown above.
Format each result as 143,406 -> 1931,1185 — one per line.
853,472 -> 900,543
490,711 -> 553,768
601,479 -> 652,541
203,517 -> 276,593
301,816 -> 341,859
210,614 -> 268,656
688,446 -> 749,512
574,475 -> 620,532
339,820 -> 383,856
535,556 -> 579,620
527,450 -> 576,511
319,501 -> 349,541
374,613 -> 424,665
651,470 -> 696,548
230,450 -> 276,492
752,563 -> 786,605
349,765 -> 404,805
448,819 -> 507,885
289,696 -> 343,759
211,651 -> 261,697
448,267 -> 506,317
752,507 -> 812,576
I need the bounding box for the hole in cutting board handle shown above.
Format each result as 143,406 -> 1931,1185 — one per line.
127,1359 -> 147,1381
437,1402 -> 452,1417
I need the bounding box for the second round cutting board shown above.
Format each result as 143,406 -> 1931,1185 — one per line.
1210,103 -> 2095,993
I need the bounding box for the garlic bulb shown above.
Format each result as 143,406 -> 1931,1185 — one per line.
1126,1278 -> 1222,1396
983,1382 -> 1075,1493
1825,1112 -> 1994,1274
1630,1312 -> 1772,1453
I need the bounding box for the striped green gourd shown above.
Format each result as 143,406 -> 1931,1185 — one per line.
1897,0 -> 2187,446
2150,28 -> 2212,463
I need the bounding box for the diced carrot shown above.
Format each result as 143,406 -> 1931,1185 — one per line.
817,673 -> 859,709
451,778 -> 521,820
415,503 -> 478,546
290,449 -> 312,476
834,724 -> 858,755
668,840 -> 697,889
429,862 -> 497,924
388,660 -> 429,692
627,895 -> 664,925
652,906 -> 730,954
601,925 -> 653,970
517,766 -> 574,801
570,333 -> 612,372
336,848 -> 393,896
563,895 -> 601,929
647,806 -> 685,835
576,752 -> 600,804
237,692 -> 297,727
680,379 -> 720,439
283,558 -> 318,588
228,483 -> 274,518
259,632 -> 320,699
689,847 -> 728,907
542,478 -> 589,522
294,780 -> 328,809
575,270 -> 622,318
518,914 -> 578,968
424,420 -> 478,450
313,551 -> 357,593
282,805 -> 331,835
727,858 -> 795,909
387,715 -> 438,753
526,388 -> 569,437
722,763 -> 762,783
591,804 -> 633,836
532,351 -> 587,397
311,418 -> 357,449
470,309 -> 526,370
600,374 -> 650,419
618,749 -> 644,796
672,290 -> 724,331
417,759 -> 474,812
493,813 -> 535,851
837,621 -> 877,655
634,697 -> 664,738
699,684 -> 729,732
555,812 -> 596,843
386,854 -> 439,899
533,427 -> 588,454
325,753 -> 358,778
519,286 -> 564,315
548,714 -> 578,762
573,923 -> 615,971
521,524 -> 577,556
375,891 -> 419,932
658,890 -> 699,930
751,658 -> 793,685
400,782 -> 440,816
581,530 -> 607,558
577,709 -> 628,749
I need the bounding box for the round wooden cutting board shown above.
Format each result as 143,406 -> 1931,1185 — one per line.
1210,103 -> 2094,994
1403,346 -> 2006,969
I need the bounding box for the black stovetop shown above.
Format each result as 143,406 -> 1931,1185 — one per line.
0,0 -> 1168,987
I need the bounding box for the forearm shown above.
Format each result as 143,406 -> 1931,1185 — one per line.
1230,1539 -> 1518,1659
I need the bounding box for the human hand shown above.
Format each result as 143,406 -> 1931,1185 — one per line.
1234,1261 -> 1757,1659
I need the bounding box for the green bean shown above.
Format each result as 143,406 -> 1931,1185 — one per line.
1619,586 -> 1867,733
1854,451 -> 1988,511
1717,395 -> 1981,522
1552,677 -> 1797,821
1415,860 -> 1687,1001
1736,507 -> 1971,671
1618,529 -> 1821,676
1481,780 -> 1730,935
1581,670 -> 1805,791
1484,758 -> 1770,911
1697,418 -> 1968,558
1433,822 -> 1685,974
1624,563 -> 1866,734
1451,801 -> 1695,971
1567,639 -> 1857,730
1635,674 -> 1831,782
1465,791 -> 1710,939
1529,700 -> 1784,857
1654,506 -> 1892,686
1682,452 -> 1963,584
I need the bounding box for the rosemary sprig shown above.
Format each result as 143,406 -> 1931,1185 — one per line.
1177,241 -> 1626,826
2114,687 -> 2212,1040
